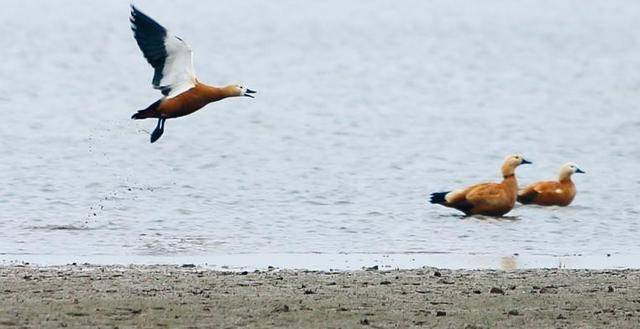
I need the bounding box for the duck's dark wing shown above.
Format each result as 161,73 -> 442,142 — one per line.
130,6 -> 196,98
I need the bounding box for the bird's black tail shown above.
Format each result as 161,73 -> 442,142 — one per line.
131,99 -> 162,120
516,192 -> 537,205
429,192 -> 450,204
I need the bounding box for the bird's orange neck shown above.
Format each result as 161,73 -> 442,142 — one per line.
196,82 -> 239,102
501,174 -> 518,192
501,162 -> 519,197
501,163 -> 517,178
558,172 -> 574,183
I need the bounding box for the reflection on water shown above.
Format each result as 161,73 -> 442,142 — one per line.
500,256 -> 517,271
1,0 -> 640,268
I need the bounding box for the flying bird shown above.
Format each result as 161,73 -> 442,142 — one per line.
129,5 -> 256,143
430,154 -> 531,216
517,162 -> 585,206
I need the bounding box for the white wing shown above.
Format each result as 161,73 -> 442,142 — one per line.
130,6 -> 196,98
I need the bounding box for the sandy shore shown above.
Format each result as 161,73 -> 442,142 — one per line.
1,265 -> 639,328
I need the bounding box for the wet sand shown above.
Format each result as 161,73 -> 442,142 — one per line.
1,265 -> 639,328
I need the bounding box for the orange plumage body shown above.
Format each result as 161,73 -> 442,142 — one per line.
517,163 -> 584,207
517,180 -> 576,206
129,6 -> 255,143
444,176 -> 519,216
430,155 -> 531,216
141,83 -> 238,119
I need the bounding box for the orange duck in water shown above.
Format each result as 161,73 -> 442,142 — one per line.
129,6 -> 256,143
430,154 -> 531,216
517,163 -> 585,206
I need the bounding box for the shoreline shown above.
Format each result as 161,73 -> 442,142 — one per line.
1,265 -> 639,328
1,252 -> 636,272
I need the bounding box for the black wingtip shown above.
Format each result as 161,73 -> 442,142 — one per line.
129,4 -> 169,77
130,4 -> 138,19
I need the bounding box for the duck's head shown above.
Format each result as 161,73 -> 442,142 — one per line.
558,162 -> 585,180
505,154 -> 532,167
502,154 -> 531,176
226,84 -> 257,98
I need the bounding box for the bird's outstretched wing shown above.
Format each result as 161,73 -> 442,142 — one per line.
130,6 -> 196,98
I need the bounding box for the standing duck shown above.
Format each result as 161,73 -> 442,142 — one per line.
517,163 -> 585,206
129,6 -> 256,143
430,154 -> 531,216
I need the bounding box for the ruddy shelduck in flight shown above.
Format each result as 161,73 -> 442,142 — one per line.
517,162 -> 585,206
430,154 -> 531,216
129,6 -> 256,143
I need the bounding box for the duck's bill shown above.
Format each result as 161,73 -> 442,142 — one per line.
244,89 -> 257,98
576,168 -> 586,174
521,159 -> 532,164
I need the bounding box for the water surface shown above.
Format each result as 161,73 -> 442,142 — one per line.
1,0 -> 639,269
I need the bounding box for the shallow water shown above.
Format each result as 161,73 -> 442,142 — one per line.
1,0 -> 640,269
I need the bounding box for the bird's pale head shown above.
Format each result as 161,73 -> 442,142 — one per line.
504,154 -> 531,167
502,154 -> 531,176
226,84 -> 257,98
558,162 -> 585,180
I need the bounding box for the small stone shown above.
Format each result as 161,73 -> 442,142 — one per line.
181,264 -> 195,268
508,285 -> 516,290
433,271 -> 442,277
607,286 -> 614,292
273,304 -> 290,313
240,271 -> 248,275
508,310 -> 519,316
366,265 -> 379,271
557,314 -> 566,319
436,311 -> 446,317
380,281 -> 392,285
490,287 -> 504,294
359,318 -> 370,325
539,287 -> 557,294
473,289 -> 481,294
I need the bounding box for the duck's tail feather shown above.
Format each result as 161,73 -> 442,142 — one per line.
131,99 -> 162,120
516,191 -> 538,204
430,191 -> 450,204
